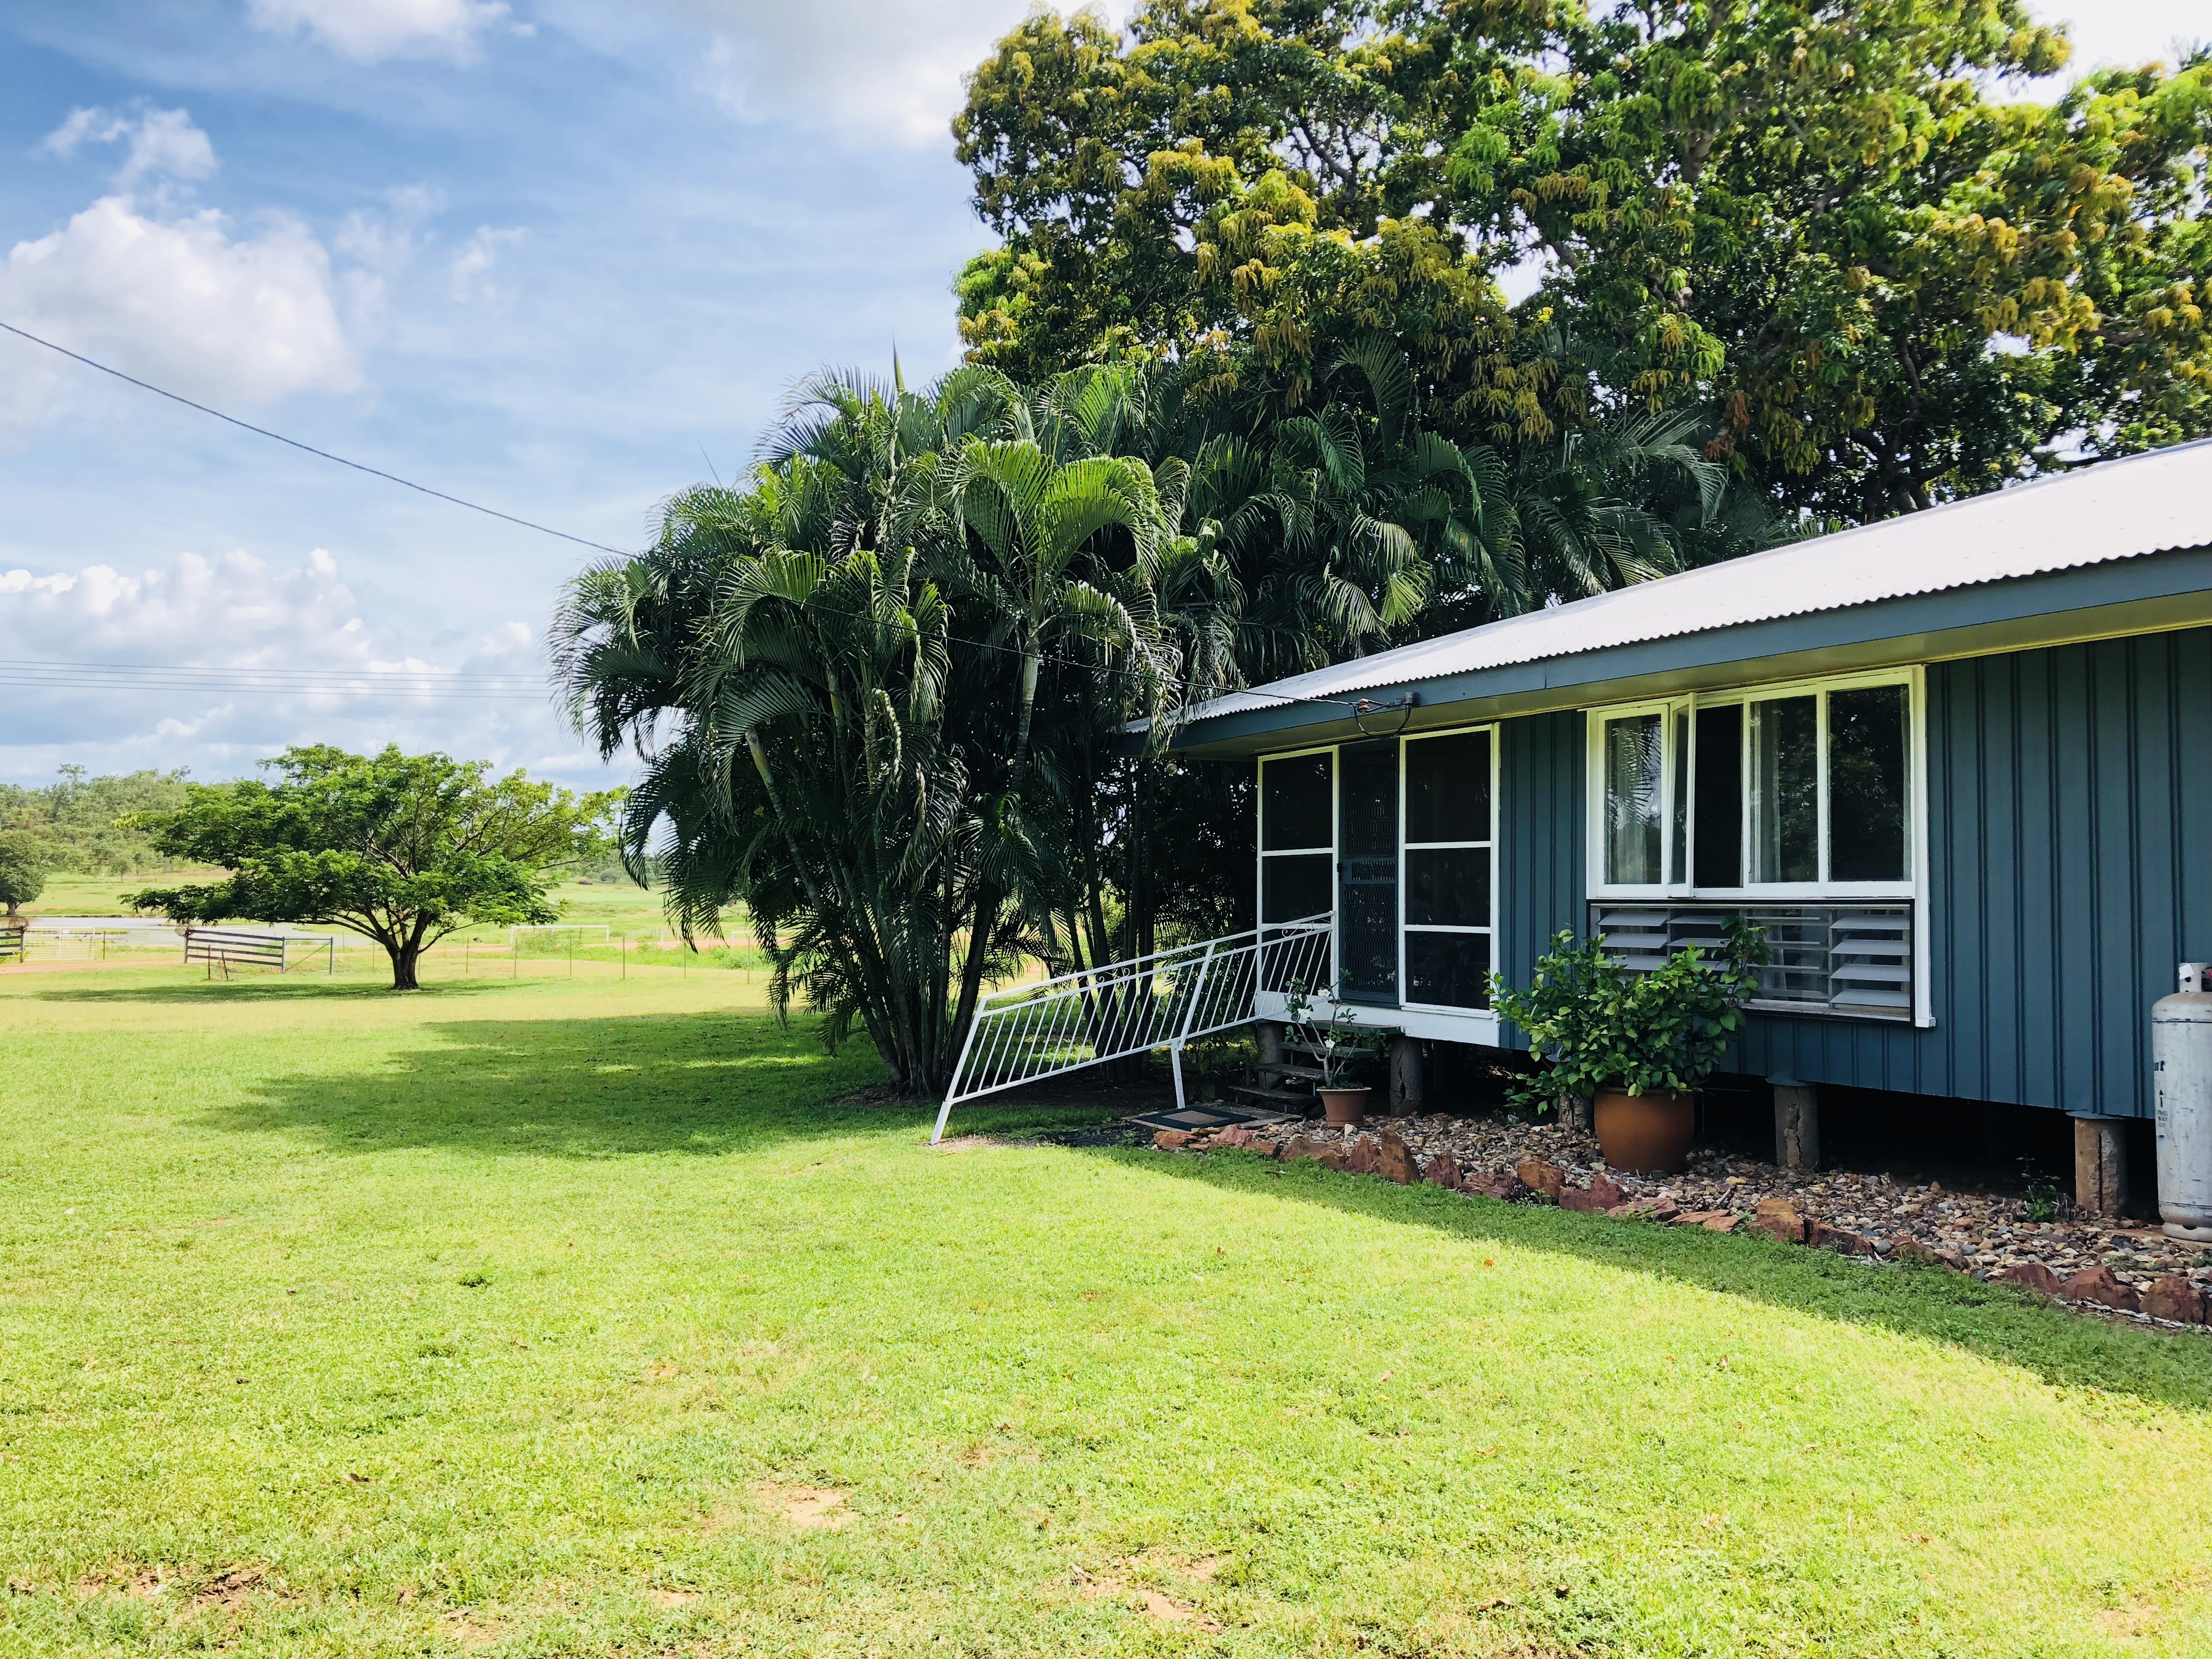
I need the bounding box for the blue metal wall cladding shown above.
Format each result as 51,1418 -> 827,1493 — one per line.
1493,628 -> 2212,1118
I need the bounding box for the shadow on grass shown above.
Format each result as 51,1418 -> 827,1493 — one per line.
1127,1146 -> 2212,1413
193,1007 -> 1118,1160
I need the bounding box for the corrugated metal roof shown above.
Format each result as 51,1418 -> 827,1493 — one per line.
1180,437 -> 2212,724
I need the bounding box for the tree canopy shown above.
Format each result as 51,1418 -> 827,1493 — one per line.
0,830 -> 49,916
126,747 -> 616,989
953,1 -> 2212,520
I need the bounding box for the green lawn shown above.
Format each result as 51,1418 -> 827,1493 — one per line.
3,964 -> 2210,1656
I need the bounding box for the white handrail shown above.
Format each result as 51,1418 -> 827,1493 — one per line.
930,913 -> 1331,1143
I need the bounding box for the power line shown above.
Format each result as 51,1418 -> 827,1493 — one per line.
0,319 -> 628,556
0,319 -> 1367,716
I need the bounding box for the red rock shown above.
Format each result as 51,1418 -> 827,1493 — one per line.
1895,1237 -> 1968,1272
1153,1129 -> 1193,1149
1672,1209 -> 1731,1228
1377,1131 -> 1419,1186
1807,1220 -> 1870,1255
1344,1137 -> 1379,1175
1588,1172 -> 1627,1209
1282,1133 -> 1322,1163
1515,1158 -> 1566,1201
1607,1198 -> 1680,1222
1463,1171 -> 1525,1201
1558,1188 -> 1606,1215
1313,1144 -> 1348,1171
1996,1261 -> 2064,1297
1214,1126 -> 1251,1149
1421,1153 -> 1463,1190
1700,1212 -> 1744,1233
1750,1198 -> 1805,1245
2062,1265 -> 2141,1312
2143,1275 -> 2209,1324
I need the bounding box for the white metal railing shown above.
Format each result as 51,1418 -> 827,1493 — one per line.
930,915 -> 1333,1143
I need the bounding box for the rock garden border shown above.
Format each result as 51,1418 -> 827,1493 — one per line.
1148,1114 -> 2212,1333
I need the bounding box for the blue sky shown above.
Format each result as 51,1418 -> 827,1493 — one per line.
0,0 -> 2202,791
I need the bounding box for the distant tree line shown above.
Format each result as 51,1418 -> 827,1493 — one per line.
0,766 -> 193,875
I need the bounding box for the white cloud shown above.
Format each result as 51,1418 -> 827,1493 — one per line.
334,184 -> 448,276
671,0 -> 1085,148
449,224 -> 525,304
42,106 -> 218,187
0,195 -> 358,439
246,0 -> 515,64
0,548 -> 585,786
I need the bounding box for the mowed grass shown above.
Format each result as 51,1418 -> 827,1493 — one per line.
3,967 -> 2211,1657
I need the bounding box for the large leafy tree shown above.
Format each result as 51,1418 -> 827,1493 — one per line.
954,2 -> 2212,518
554,367 -> 1203,1094
126,747 -> 614,990
0,830 -> 49,916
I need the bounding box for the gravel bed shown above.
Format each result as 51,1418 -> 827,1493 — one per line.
1166,1111 -> 2212,1328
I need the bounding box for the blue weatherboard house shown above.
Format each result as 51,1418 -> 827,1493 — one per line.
1160,439 -> 2212,1212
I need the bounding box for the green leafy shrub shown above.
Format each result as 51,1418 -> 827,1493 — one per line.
1491,922 -> 1767,1110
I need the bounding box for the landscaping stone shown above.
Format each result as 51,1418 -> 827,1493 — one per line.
1558,1188 -> 1607,1215
1421,1153 -> 1463,1189
1997,1261 -> 2065,1297
1699,1212 -> 1745,1233
1608,1198 -> 1679,1222
1463,1171 -> 1525,1201
1282,1133 -> 1318,1163
1377,1131 -> 1419,1186
1673,1209 -> 1733,1229
1215,1126 -> 1253,1149
2063,1265 -> 2141,1312
2143,1275 -> 2209,1324
1808,1220 -> 1871,1256
1751,1198 -> 1805,1245
1899,1238 -> 1969,1272
1515,1158 -> 1566,1201
1313,1144 -> 1348,1171
1588,1172 -> 1627,1209
1344,1137 -> 1379,1175
1153,1129 -> 1194,1150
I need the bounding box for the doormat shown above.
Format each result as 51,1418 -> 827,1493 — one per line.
1121,1103 -> 1293,1133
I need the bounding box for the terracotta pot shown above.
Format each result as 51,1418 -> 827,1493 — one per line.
1592,1088 -> 1696,1173
1319,1086 -> 1369,1127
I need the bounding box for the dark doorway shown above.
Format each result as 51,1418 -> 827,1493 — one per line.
1337,742 -> 1398,1003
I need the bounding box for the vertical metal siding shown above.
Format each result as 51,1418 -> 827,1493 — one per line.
1492,629 -> 2212,1116
1496,710 -> 1587,1050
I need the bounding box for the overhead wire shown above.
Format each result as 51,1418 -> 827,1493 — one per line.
0,318 -> 1378,716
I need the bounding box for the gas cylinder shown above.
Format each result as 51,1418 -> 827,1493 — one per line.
2154,962 -> 2212,1241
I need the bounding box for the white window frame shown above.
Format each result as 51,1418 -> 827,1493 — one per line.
1397,723 -> 1500,1016
1586,667 -> 1925,901
1585,667 -> 1931,1027
1256,743 -> 1338,932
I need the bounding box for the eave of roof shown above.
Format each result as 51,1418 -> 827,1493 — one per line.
1164,438 -> 2212,754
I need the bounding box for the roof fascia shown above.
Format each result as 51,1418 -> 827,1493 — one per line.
1168,545 -> 2212,758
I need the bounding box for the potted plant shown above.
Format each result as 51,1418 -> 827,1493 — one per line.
1490,922 -> 1767,1172
1283,980 -> 1383,1126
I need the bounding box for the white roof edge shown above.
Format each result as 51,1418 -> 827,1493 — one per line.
1175,439 -> 2212,726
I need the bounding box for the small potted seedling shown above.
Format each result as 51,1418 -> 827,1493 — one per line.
1283,979 -> 1383,1126
1491,921 -> 1767,1172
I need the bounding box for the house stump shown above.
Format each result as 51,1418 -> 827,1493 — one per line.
2072,1114 -> 2130,1217
1771,1079 -> 1820,1172
1255,1020 -> 1286,1087
1389,1035 -> 1424,1117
